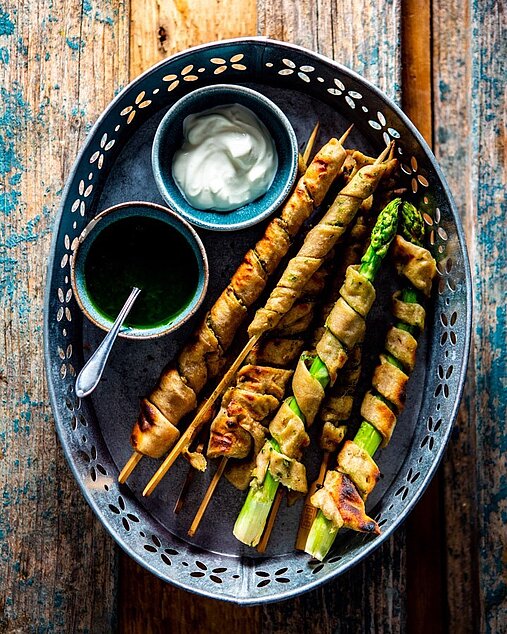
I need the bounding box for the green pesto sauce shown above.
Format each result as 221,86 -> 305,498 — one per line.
84,216 -> 199,329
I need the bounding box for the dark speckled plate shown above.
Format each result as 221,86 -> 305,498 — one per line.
44,37 -> 471,604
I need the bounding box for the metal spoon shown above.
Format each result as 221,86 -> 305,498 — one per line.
75,287 -> 141,398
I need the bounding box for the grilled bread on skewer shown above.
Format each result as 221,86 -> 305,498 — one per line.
141,132 -> 369,497
306,202 -> 437,561
233,197 -> 401,547
118,128 -> 348,484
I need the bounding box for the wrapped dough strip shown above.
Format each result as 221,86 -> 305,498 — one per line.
306,202 -> 437,561
248,144 -> 394,338
234,199 -> 401,547
314,181 -> 403,447
204,260 -> 334,489
125,137 -> 348,465
295,188 -> 398,547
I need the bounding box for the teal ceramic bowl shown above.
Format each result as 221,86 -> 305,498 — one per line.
152,84 -> 299,231
70,201 -> 208,339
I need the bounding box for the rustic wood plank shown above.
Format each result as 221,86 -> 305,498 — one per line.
119,1 -> 260,631
119,555 -> 260,634
256,2 -> 405,632
401,3 -> 447,633
433,1 -> 506,632
261,537 -> 406,634
401,0 -> 432,144
258,0 -> 402,104
119,1 -> 404,632
130,0 -> 257,76
0,1 -> 129,631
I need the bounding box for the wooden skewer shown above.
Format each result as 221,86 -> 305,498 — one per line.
303,121 -> 321,164
142,334 -> 260,496
118,123 -> 350,487
375,141 -> 394,165
338,124 -> 354,150
388,139 -> 396,161
256,488 -> 285,553
295,450 -> 331,550
118,451 -> 142,483
187,456 -> 228,537
173,440 -> 205,514
249,141 -> 394,547
183,121 -> 326,523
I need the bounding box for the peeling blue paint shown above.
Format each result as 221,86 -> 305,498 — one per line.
0,85 -> 32,138
0,46 -> 9,64
94,11 -> 114,26
439,79 -> 450,101
0,7 -> 14,36
16,37 -> 27,57
65,36 -> 85,51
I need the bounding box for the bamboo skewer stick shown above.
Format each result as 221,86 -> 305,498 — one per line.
143,335 -> 260,496
295,451 -> 330,550
118,123 -> 328,487
118,451 -> 142,484
303,121 -> 320,164
257,488 -> 285,553
187,456 -> 228,537
174,440 -> 205,514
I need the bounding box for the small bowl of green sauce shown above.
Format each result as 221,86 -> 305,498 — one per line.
70,201 -> 209,339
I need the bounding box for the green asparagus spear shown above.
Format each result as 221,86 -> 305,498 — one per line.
233,198 -> 401,546
305,201 -> 426,561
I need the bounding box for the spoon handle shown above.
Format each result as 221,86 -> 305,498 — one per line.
75,287 -> 141,398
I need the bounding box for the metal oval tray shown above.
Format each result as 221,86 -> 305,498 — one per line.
44,37 -> 472,604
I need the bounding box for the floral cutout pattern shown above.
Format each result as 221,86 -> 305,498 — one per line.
70,178 -> 93,217
272,58 -> 316,82
120,90 -> 152,124
210,53 -> 246,74
401,154 -> 429,194
89,133 -> 115,169
163,64 -> 200,91
368,110 -> 401,146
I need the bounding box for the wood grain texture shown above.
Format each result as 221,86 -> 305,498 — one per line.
433,1 -> 507,632
0,1 -> 128,631
258,0 -> 402,104
401,3 -> 446,633
2,0 -> 504,631
120,1 -> 404,632
130,0 -> 257,77
119,555 -> 261,634
119,2 -> 260,631
260,538 -> 406,633
401,0 -> 432,144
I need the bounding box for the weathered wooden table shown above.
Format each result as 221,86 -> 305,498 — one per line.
1,0 -> 505,632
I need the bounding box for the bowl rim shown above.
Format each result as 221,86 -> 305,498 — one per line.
151,83 -> 299,231
44,36 -> 473,605
69,200 -> 209,340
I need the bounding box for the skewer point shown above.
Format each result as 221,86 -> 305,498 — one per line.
303,121 -> 321,164
118,451 -> 143,483
338,124 -> 354,146
187,457 -> 228,537
374,141 -> 394,165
